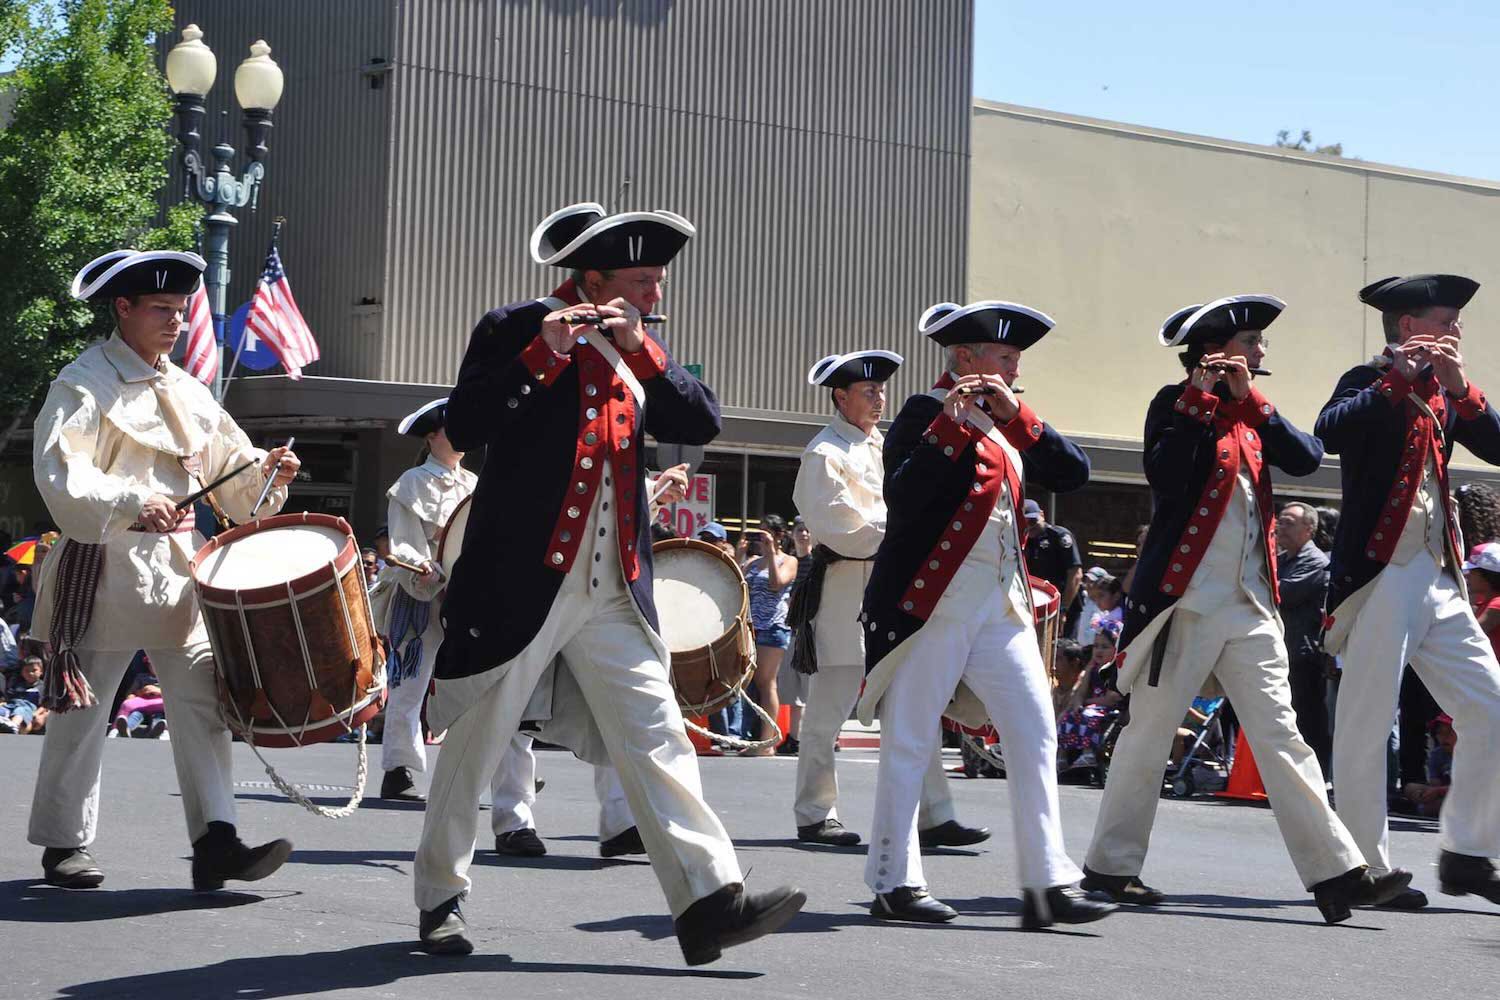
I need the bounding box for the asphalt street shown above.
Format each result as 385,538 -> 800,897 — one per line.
2,738 -> 1497,1000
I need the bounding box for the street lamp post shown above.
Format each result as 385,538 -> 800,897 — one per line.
165,24 -> 284,401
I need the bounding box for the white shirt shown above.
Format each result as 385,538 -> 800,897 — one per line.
792,412 -> 886,558
31,334 -> 284,650
385,457 -> 477,602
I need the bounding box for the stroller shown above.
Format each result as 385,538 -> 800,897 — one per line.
1161,695 -> 1230,798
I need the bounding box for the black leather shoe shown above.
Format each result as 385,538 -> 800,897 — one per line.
494,828 -> 547,857
1310,866 -> 1401,924
41,847 -> 104,889
1080,865 -> 1165,905
870,886 -> 958,923
676,882 -> 806,965
796,819 -> 861,846
600,826 -> 646,858
380,767 -> 425,802
1439,850 -> 1500,904
1376,886 -> 1429,909
191,822 -> 292,892
419,895 -> 474,955
918,820 -> 991,849
776,737 -> 800,757
1021,885 -> 1117,929
1366,868 -> 1414,906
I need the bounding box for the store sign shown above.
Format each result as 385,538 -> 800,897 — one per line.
656,473 -> 714,538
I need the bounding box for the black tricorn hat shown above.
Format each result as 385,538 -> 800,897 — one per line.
398,398 -> 448,437
530,202 -> 695,270
1159,294 -> 1285,347
1358,274 -> 1479,313
70,249 -> 206,304
918,300 -> 1055,350
807,350 -> 903,389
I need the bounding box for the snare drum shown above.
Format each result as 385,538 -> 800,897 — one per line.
436,494 -> 472,582
191,513 -> 387,747
651,537 -> 756,715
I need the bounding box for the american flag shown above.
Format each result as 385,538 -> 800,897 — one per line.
181,283 -> 218,386
245,238 -> 319,379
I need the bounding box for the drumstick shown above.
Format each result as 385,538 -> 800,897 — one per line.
648,474 -> 677,506
250,436 -> 295,516
175,458 -> 259,511
385,554 -> 443,579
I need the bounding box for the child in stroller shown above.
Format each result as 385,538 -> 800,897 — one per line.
1056,618 -> 1126,781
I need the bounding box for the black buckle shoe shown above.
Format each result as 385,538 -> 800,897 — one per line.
191,822 -> 292,892
600,826 -> 646,858
870,886 -> 958,923
1439,851 -> 1500,904
1080,865 -> 1166,905
1021,885 -> 1117,929
380,767 -> 425,802
917,820 -> 991,849
675,882 -> 807,966
776,737 -> 800,756
1310,866 -> 1382,924
494,828 -> 547,857
419,895 -> 474,955
796,819 -> 861,846
41,847 -> 104,889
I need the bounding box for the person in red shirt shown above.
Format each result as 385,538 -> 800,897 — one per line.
1462,543 -> 1500,659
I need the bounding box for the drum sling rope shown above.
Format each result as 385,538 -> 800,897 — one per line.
676,608 -> 784,753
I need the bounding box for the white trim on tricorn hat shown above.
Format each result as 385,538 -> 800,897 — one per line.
397,397 -> 448,437
528,202 -> 606,266
1156,304 -> 1202,346
1168,293 -> 1286,347
70,249 -> 206,303
529,205 -> 696,269
918,299 -> 1056,350
807,349 -> 904,387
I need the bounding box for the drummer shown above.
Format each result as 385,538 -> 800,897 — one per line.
27,248 -> 300,891
410,202 -> 804,962
789,349 -> 988,850
857,300 -> 1113,928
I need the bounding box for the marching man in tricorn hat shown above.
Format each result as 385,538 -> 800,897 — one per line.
789,349 -> 989,851
1080,295 -> 1407,923
1318,273 -> 1500,909
409,203 -> 804,962
856,299 -> 1113,929
28,248 -> 300,892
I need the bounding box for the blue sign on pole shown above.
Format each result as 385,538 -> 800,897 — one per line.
227,301 -> 281,372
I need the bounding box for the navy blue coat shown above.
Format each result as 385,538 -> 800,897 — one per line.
862,391 -> 1089,671
1120,381 -> 1321,652
1316,362 -> 1500,614
435,298 -> 721,680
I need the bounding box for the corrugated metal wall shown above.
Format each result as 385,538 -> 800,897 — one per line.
381,0 -> 973,415
167,2 -> 395,380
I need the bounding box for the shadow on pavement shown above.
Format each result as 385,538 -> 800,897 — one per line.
231,792 -> 426,812
0,879 -> 270,922
1101,892 -> 1386,930
285,849 -> 415,874
55,942 -> 758,997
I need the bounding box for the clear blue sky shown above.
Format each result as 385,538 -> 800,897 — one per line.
974,0 -> 1500,181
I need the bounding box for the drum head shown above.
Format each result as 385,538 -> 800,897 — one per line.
195,523 -> 349,589
654,544 -> 744,652
437,495 -> 471,581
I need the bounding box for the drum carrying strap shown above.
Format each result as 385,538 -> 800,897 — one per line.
582,326 -> 648,409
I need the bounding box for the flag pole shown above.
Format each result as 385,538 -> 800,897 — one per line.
219,218 -> 284,407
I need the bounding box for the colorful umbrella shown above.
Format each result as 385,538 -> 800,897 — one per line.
6,532 -> 57,565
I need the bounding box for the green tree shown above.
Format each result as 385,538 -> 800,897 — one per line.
1275,128 -> 1345,157
0,0 -> 197,450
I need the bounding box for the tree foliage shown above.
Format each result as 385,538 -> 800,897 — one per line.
1275,129 -> 1345,157
0,0 -> 197,436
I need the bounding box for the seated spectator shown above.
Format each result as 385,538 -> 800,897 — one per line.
113,673 -> 166,739
1,655 -> 47,734
1400,713 -> 1455,818
1464,543 -> 1500,659
361,547 -> 381,589
1170,691 -> 1224,766
1093,576 -> 1125,629
1056,618 -> 1125,769
0,619 -> 17,673
1051,638 -> 1089,718
1073,568 -> 1112,644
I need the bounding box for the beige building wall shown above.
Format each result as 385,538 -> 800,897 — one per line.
970,100 -> 1500,475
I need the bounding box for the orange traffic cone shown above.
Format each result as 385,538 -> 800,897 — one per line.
1215,727 -> 1269,802
685,714 -> 720,756
775,703 -> 792,748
